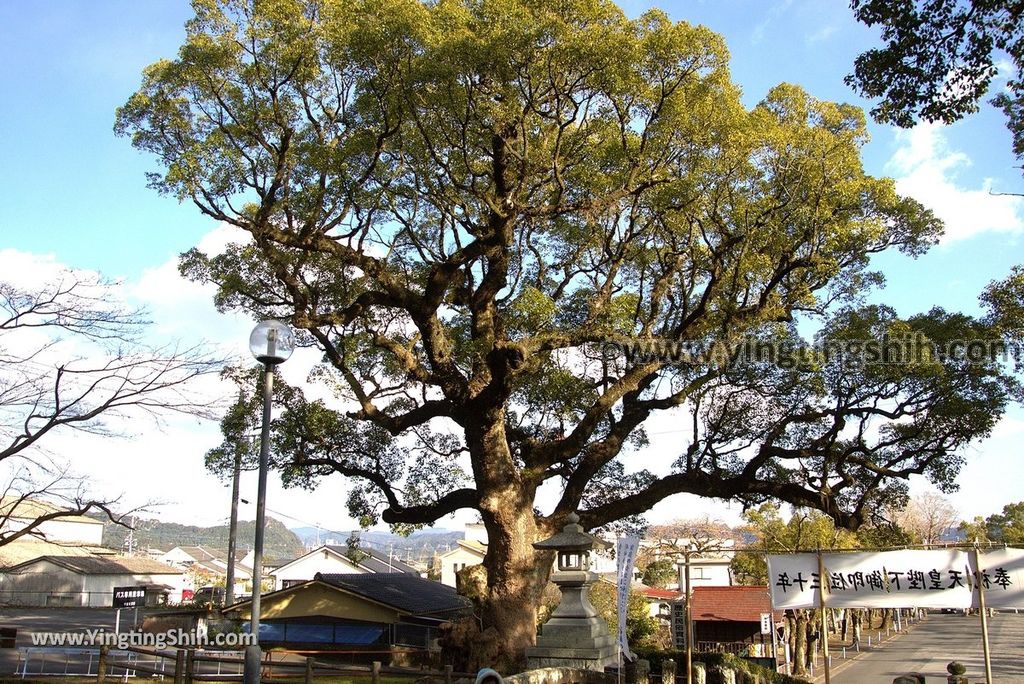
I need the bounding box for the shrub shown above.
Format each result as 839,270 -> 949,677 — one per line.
631,647 -> 812,684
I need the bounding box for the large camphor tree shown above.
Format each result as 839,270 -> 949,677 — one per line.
117,0 -> 1015,665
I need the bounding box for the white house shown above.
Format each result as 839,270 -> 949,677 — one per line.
675,550 -> 734,588
437,524 -> 617,587
270,544 -> 420,591
438,539 -> 487,587
0,555 -> 184,606
158,546 -> 254,595
159,546 -> 223,568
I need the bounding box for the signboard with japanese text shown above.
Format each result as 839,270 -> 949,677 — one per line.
768,549 -> 1024,610
769,550 -> 972,609
112,586 -> 146,608
974,547 -> 1024,609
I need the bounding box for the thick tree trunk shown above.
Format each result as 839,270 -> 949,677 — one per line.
791,610 -> 809,676
477,497 -> 549,670
447,412 -> 550,672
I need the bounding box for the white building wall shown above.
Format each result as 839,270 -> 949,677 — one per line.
439,546 -> 484,587
0,560 -> 183,606
270,549 -> 366,590
677,560 -> 732,587
3,517 -> 103,545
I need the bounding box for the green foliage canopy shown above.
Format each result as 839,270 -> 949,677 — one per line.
640,557 -> 676,588
115,0 -> 1011,573
984,501 -> 1024,544
589,580 -> 661,649
847,0 -> 1024,173
732,502 -> 860,585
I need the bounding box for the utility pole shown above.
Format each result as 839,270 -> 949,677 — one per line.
225,447 -> 243,606
124,516 -> 137,556
684,548 -> 693,684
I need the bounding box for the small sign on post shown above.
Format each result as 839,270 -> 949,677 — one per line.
760,612 -> 772,635
113,586 -> 146,609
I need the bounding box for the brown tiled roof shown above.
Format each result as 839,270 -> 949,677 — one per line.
639,586 -> 683,600
690,585 -> 781,623
6,555 -> 182,575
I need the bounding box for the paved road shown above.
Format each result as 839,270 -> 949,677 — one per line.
0,607 -> 144,675
828,612 -> 1024,683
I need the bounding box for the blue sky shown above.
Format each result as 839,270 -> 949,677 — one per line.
1,0 -> 1022,530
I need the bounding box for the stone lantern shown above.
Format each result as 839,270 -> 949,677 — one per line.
526,513 -> 617,671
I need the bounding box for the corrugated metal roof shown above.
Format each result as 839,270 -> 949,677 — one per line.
6,555 -> 182,575
0,540 -> 117,569
315,573 -> 471,616
0,497 -> 104,526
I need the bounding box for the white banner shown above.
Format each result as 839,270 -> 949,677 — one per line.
768,550 -> 974,609
973,547 -> 1024,609
615,536 -> 640,661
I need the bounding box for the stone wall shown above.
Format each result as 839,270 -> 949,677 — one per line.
504,667 -> 616,684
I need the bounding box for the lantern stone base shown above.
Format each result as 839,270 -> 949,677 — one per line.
526,618 -> 618,671
525,644 -> 618,671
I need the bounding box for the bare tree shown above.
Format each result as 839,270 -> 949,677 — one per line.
896,492 -> 959,546
645,517 -> 740,558
0,272 -> 223,543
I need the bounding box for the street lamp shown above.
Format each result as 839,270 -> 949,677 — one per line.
244,320 -> 294,684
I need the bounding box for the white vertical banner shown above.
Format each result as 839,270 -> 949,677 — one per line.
616,536 -> 640,661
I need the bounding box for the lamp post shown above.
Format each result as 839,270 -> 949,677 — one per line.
244,320 -> 294,684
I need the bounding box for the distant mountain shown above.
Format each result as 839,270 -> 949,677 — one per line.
289,526 -> 466,563
98,515 -> 306,560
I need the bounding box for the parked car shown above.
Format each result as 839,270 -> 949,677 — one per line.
193,586 -> 225,606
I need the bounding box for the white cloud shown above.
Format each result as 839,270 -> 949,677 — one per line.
0,229 -> 385,530
886,123 -> 1024,242
993,58 -> 1016,94
751,0 -> 794,45
805,25 -> 837,45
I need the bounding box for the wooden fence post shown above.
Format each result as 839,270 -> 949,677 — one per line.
444,664 -> 453,684
305,656 -> 315,684
173,649 -> 186,684
96,645 -> 108,683
372,660 -> 381,684
185,649 -> 196,684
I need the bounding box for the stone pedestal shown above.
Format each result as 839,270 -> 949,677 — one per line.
526,569 -> 617,670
